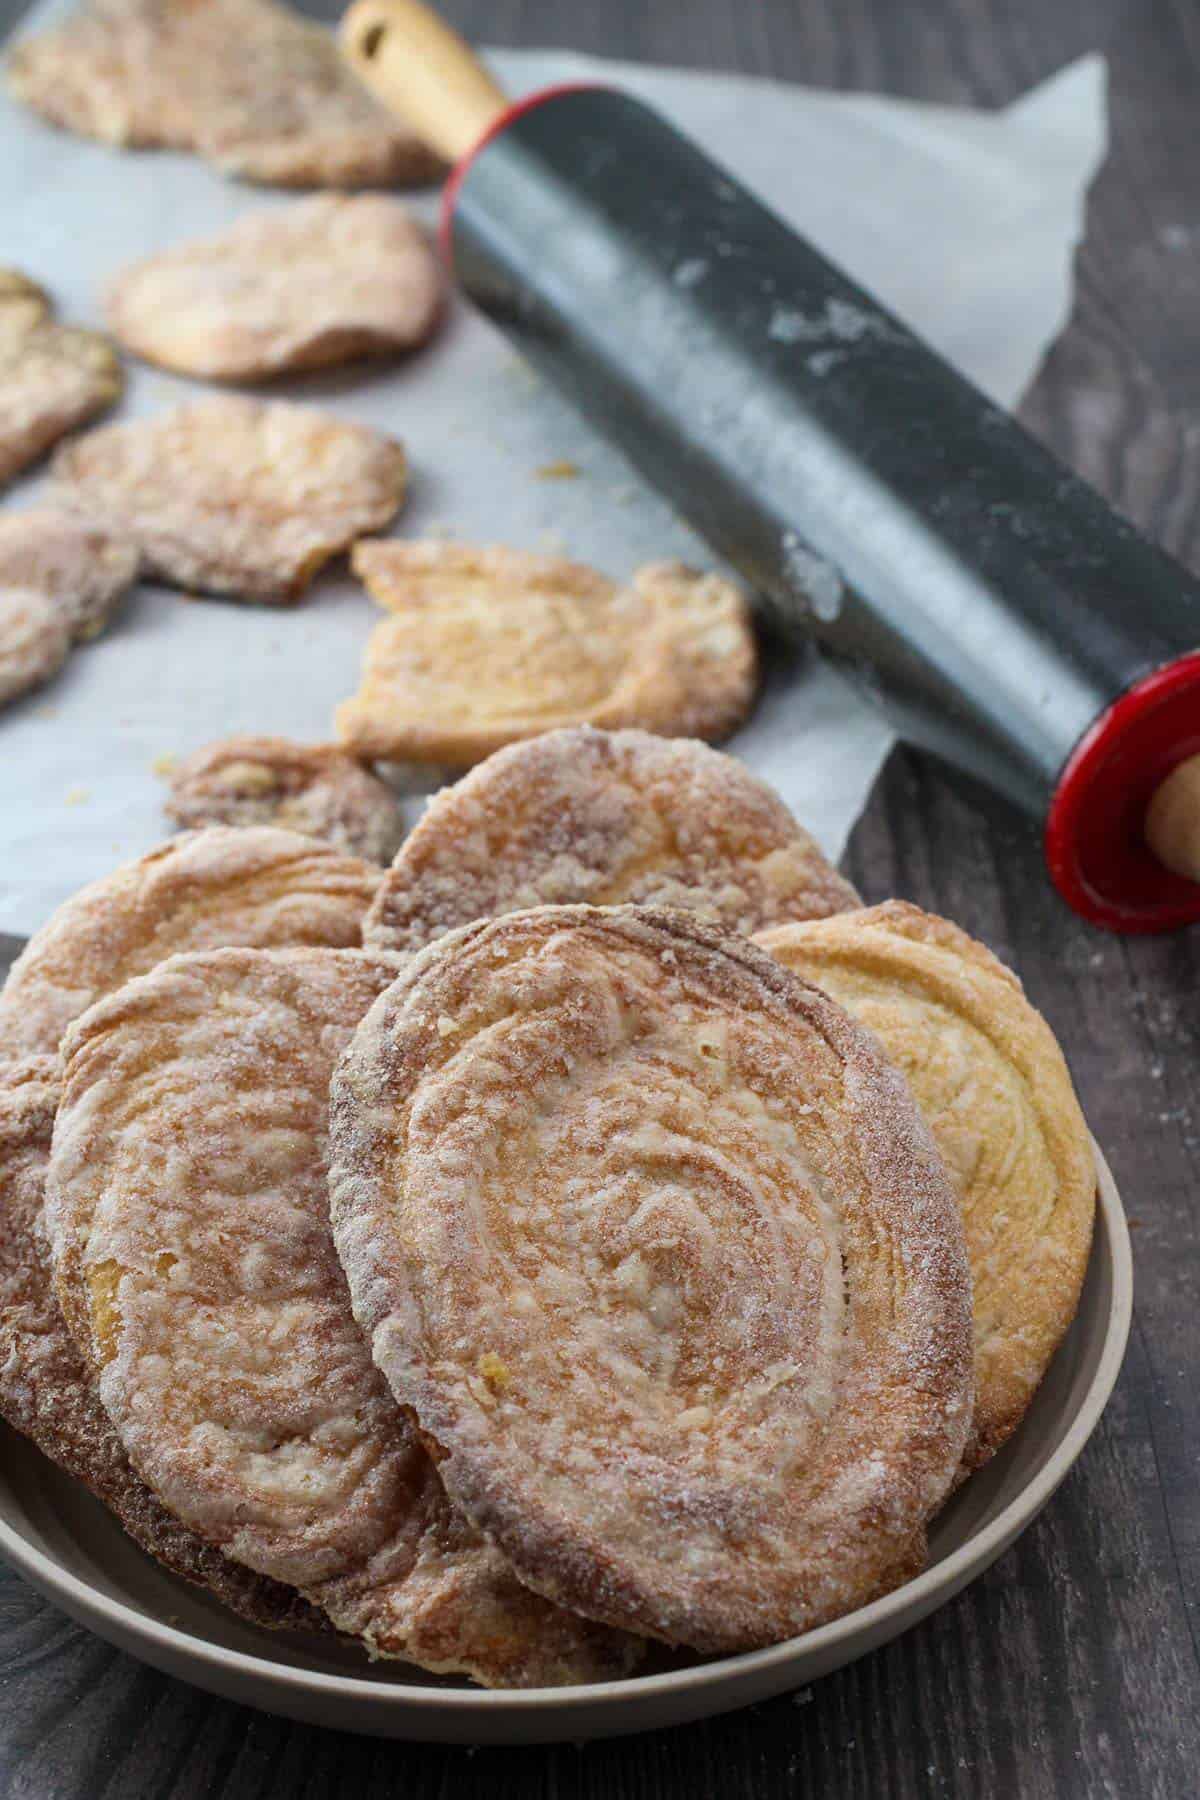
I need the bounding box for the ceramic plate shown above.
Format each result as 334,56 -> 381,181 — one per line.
0,1146 -> 1130,1744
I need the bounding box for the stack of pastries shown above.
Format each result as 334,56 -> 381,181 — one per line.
0,727 -> 1095,1686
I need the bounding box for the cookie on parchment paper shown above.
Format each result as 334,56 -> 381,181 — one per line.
6,0 -> 441,190
51,397 -> 406,603
107,196 -> 442,381
337,542 -> 758,766
0,268 -> 122,487
166,736 -> 406,865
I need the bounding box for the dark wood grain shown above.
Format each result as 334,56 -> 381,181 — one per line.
3,0 -> 1200,1795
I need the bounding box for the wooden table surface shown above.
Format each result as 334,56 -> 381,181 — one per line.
2,0 -> 1199,1794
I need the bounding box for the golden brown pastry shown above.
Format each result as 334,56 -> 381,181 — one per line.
6,0 -> 441,189
51,397 -> 407,603
0,269 -> 122,486
46,947 -> 643,1685
754,901 -> 1096,1470
329,906 -> 973,1652
0,825 -> 379,1057
363,726 -> 858,954
336,543 -> 758,766
166,736 -> 405,864
106,197 -> 442,381
0,1055 -> 324,1632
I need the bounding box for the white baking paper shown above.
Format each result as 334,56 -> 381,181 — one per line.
0,22 -> 1107,933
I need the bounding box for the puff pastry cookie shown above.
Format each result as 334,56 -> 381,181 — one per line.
0,1055 -> 323,1631
0,825 -> 378,1057
364,726 -> 858,954
107,197 -> 441,381
46,947 -> 643,1685
166,737 -> 405,865
337,543 -> 758,766
330,906 -> 973,1651
755,902 -> 1096,1470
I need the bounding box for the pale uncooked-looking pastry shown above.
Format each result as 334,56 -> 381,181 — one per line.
0,825 -> 379,1057
0,506 -> 140,642
6,0 -> 441,189
336,543 -> 758,766
329,905 -> 973,1652
166,736 -> 405,864
51,398 -> 406,602
0,587 -> 70,708
363,726 -> 859,955
0,1055 -> 325,1632
754,901 -> 1096,1470
46,947 -> 643,1685
0,269 -> 122,486
106,197 -> 442,381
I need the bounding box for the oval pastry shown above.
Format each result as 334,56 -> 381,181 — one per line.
45,948 -> 642,1687
0,825 -> 379,1057
754,902 -> 1096,1471
107,196 -> 442,381
363,726 -> 858,955
329,906 -> 973,1652
0,1055 -> 322,1633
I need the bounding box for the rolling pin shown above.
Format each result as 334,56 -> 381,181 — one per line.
342,0 -> 1200,933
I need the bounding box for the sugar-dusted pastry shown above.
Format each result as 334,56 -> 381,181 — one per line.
0,270 -> 122,486
51,398 -> 406,603
47,947 -> 643,1685
107,197 -> 442,381
0,506 -> 140,642
0,1055 -> 324,1632
0,588 -> 71,708
166,736 -> 405,864
329,906 -> 973,1652
364,726 -> 858,955
337,543 -> 758,766
0,825 -> 379,1057
6,0 -> 441,189
754,901 -> 1096,1471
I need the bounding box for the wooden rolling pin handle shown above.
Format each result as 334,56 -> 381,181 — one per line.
340,0 -> 508,164
1145,754 -> 1200,885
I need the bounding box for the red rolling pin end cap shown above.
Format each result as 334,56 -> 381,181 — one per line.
438,85 -> 604,266
1046,653 -> 1200,933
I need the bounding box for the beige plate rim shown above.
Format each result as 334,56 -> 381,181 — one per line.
0,1142 -> 1131,1732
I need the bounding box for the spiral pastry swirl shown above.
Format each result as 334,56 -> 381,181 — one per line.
756,902 -> 1096,1470
45,947 -> 642,1686
330,906 -> 973,1652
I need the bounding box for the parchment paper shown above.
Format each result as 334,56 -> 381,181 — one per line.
0,20 -> 1107,933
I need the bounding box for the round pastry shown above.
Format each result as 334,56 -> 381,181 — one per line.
363,726 -> 858,955
50,397 -> 407,604
46,947 -> 642,1687
106,196 -> 442,381
0,1055 -> 322,1632
754,901 -> 1096,1470
0,826 -> 379,1057
329,906 -> 973,1652
337,543 -> 758,766
165,736 -> 405,864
